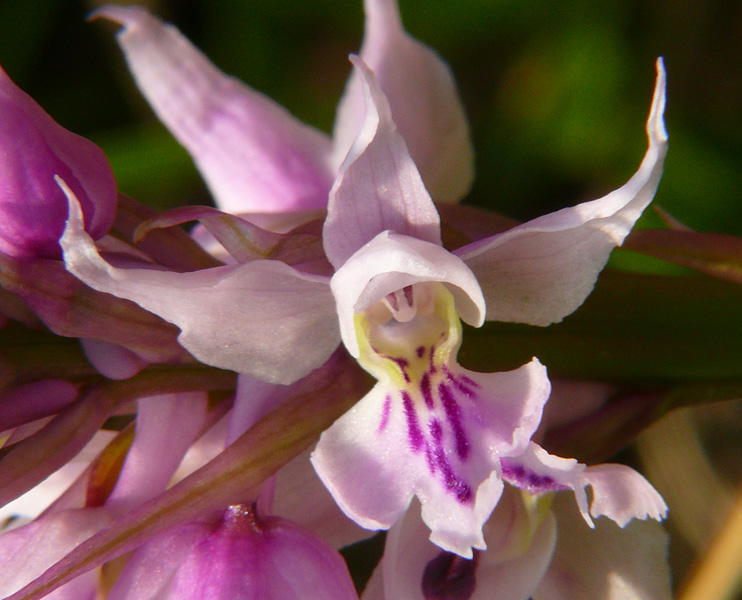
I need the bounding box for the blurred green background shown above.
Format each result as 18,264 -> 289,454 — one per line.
0,0 -> 740,233
1,1 -> 741,595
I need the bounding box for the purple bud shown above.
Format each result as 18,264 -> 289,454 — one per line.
0,67 -> 116,258
110,505 -> 359,600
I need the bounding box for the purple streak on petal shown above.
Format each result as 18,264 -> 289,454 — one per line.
378,395 -> 392,433
420,372 -> 434,409
500,459 -> 570,494
428,418 -> 472,505
442,365 -> 480,398
402,391 -> 424,453
438,383 -> 470,461
377,350 -> 410,383
428,345 -> 437,374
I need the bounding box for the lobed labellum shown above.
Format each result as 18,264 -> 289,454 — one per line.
364,284 -> 482,506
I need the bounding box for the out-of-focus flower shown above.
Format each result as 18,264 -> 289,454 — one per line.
93,0 -> 470,215
0,67 -> 116,258
362,488 -> 670,600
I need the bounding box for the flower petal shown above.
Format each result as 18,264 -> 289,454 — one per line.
106,392 -> 208,511
323,58 -> 442,270
502,442 -> 667,529
331,231 -> 484,357
457,59 -> 667,326
61,186 -> 339,384
96,6 -> 334,213
311,359 -> 550,557
0,508 -> 111,597
333,0 -> 473,203
580,463 -> 668,526
363,491 -> 556,600
534,493 -> 671,600
274,448 -> 373,550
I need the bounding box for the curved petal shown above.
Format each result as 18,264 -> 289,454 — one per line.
106,392 -> 208,512
311,359 -> 550,557
96,6 -> 334,213
61,186 -> 339,384
0,508 -> 112,598
580,463 -> 667,526
502,442 -> 667,529
458,59 -> 668,326
534,493 -> 671,600
364,491 -> 556,600
331,231 -> 484,357
80,339 -> 148,380
333,0 -> 473,203
324,59 -> 441,270
274,448 -> 372,550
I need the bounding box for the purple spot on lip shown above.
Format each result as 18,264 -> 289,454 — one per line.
403,391 -> 424,453
416,345 -> 425,359
500,460 -> 569,493
421,372 -> 434,408
422,550 -> 479,600
439,383 -> 470,460
378,395 -> 392,432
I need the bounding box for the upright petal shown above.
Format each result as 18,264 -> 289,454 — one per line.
323,59 -> 442,269
106,392 -> 208,511
96,6 -> 334,213
61,183 -> 339,384
457,59 -> 668,326
333,0 -> 473,203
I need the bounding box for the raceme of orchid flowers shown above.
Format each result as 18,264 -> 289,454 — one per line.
0,1 -> 672,599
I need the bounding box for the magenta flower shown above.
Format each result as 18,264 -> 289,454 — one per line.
0,67 -> 116,258
107,505 -> 359,600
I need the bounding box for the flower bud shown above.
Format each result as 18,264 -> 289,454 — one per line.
0,67 -> 116,258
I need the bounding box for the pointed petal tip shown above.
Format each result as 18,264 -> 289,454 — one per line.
649,57 -> 668,145
87,5 -> 149,29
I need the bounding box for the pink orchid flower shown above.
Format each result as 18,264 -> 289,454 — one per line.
60,38 -> 668,558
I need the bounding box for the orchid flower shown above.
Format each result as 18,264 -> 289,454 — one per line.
362,488 -> 670,600
60,38 -> 668,559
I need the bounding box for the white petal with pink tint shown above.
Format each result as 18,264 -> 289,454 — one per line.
581,463 -> 667,526
324,59 -> 442,270
96,6 -> 334,214
331,231 -> 484,357
311,359 -> 550,557
61,187 -> 338,385
458,59 -> 667,327
333,0 -> 473,203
